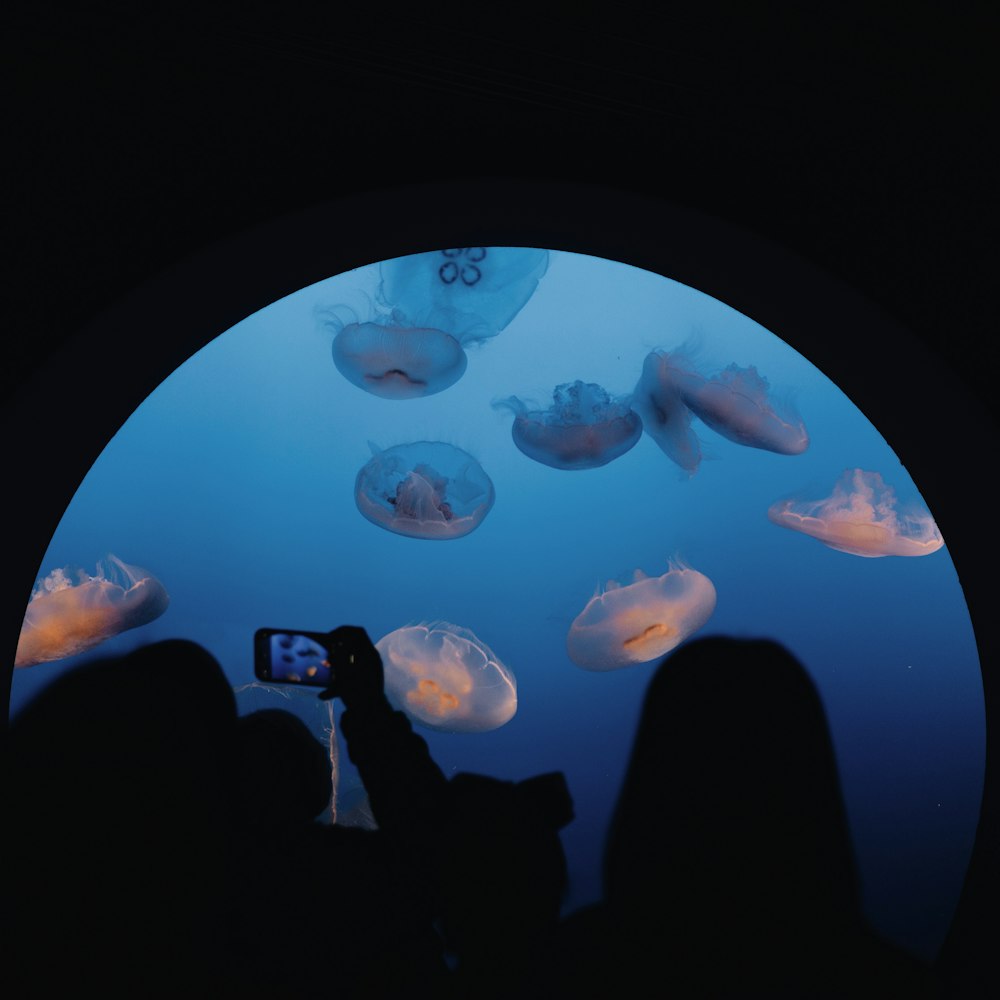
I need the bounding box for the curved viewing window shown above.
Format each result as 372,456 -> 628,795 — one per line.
8,247 -> 983,963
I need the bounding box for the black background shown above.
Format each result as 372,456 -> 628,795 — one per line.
3,3 -> 997,991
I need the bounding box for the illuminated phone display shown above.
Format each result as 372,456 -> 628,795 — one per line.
255,629 -> 332,686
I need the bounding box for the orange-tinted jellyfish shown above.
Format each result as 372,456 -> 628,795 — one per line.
377,247 -> 550,346
355,441 -> 495,540
15,554 -> 170,668
567,562 -> 717,670
375,621 -> 517,732
494,380 -> 643,471
768,468 -> 945,557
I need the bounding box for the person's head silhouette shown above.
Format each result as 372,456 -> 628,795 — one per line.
605,635 -> 859,941
234,706 -> 333,828
8,639 -> 241,993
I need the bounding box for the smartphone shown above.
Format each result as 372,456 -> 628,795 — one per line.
254,628 -> 334,686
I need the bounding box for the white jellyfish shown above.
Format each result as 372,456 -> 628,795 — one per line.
328,247 -> 549,399
375,621 -> 517,732
767,468 -> 944,557
377,247 -> 549,345
355,441 -> 495,540
633,348 -> 809,472
567,562 -> 717,670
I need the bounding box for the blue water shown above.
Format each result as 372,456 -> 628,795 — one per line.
8,250 -> 983,963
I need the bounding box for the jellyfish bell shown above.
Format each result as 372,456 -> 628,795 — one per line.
632,350 -> 703,474
567,562 -> 717,670
768,468 -> 944,558
673,356 -> 809,456
332,320 -> 467,400
377,247 -> 550,346
495,380 -> 643,471
375,621 -> 517,733
355,441 -> 495,540
326,248 -> 547,399
15,554 -> 170,668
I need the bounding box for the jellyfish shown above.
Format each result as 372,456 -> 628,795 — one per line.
377,247 -> 550,345
567,562 -> 717,670
355,441 -> 495,540
375,621 -> 517,732
767,468 -> 944,557
632,350 -> 703,473
328,247 -> 549,400
331,320 -> 468,400
493,380 -> 643,471
669,353 -> 809,455
15,554 -> 170,668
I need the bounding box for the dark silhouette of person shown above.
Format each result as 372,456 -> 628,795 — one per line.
534,635 -> 937,998
435,769 -> 574,998
317,625 -> 574,999
6,628 -> 574,999
223,624 -> 574,997
5,634 -> 451,998
220,626 -> 455,997
6,639 -> 244,997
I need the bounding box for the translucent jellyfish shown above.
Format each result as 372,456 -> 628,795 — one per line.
767,468 -> 945,557
355,441 -> 495,540
375,621 -> 517,732
631,350 -> 703,473
567,562 -> 717,670
329,247 -> 549,400
331,320 -> 468,399
669,352 -> 809,455
494,380 -> 643,471
15,554 -> 170,668
377,247 -> 549,345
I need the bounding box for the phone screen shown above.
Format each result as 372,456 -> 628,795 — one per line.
254,628 -> 333,686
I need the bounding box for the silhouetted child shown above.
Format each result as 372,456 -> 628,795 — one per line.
436,769 -> 573,998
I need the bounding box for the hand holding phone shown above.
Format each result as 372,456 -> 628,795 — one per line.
254,626 -> 385,709
319,625 -> 385,707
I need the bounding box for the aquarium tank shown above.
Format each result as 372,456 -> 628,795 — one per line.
8,248 -> 983,964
